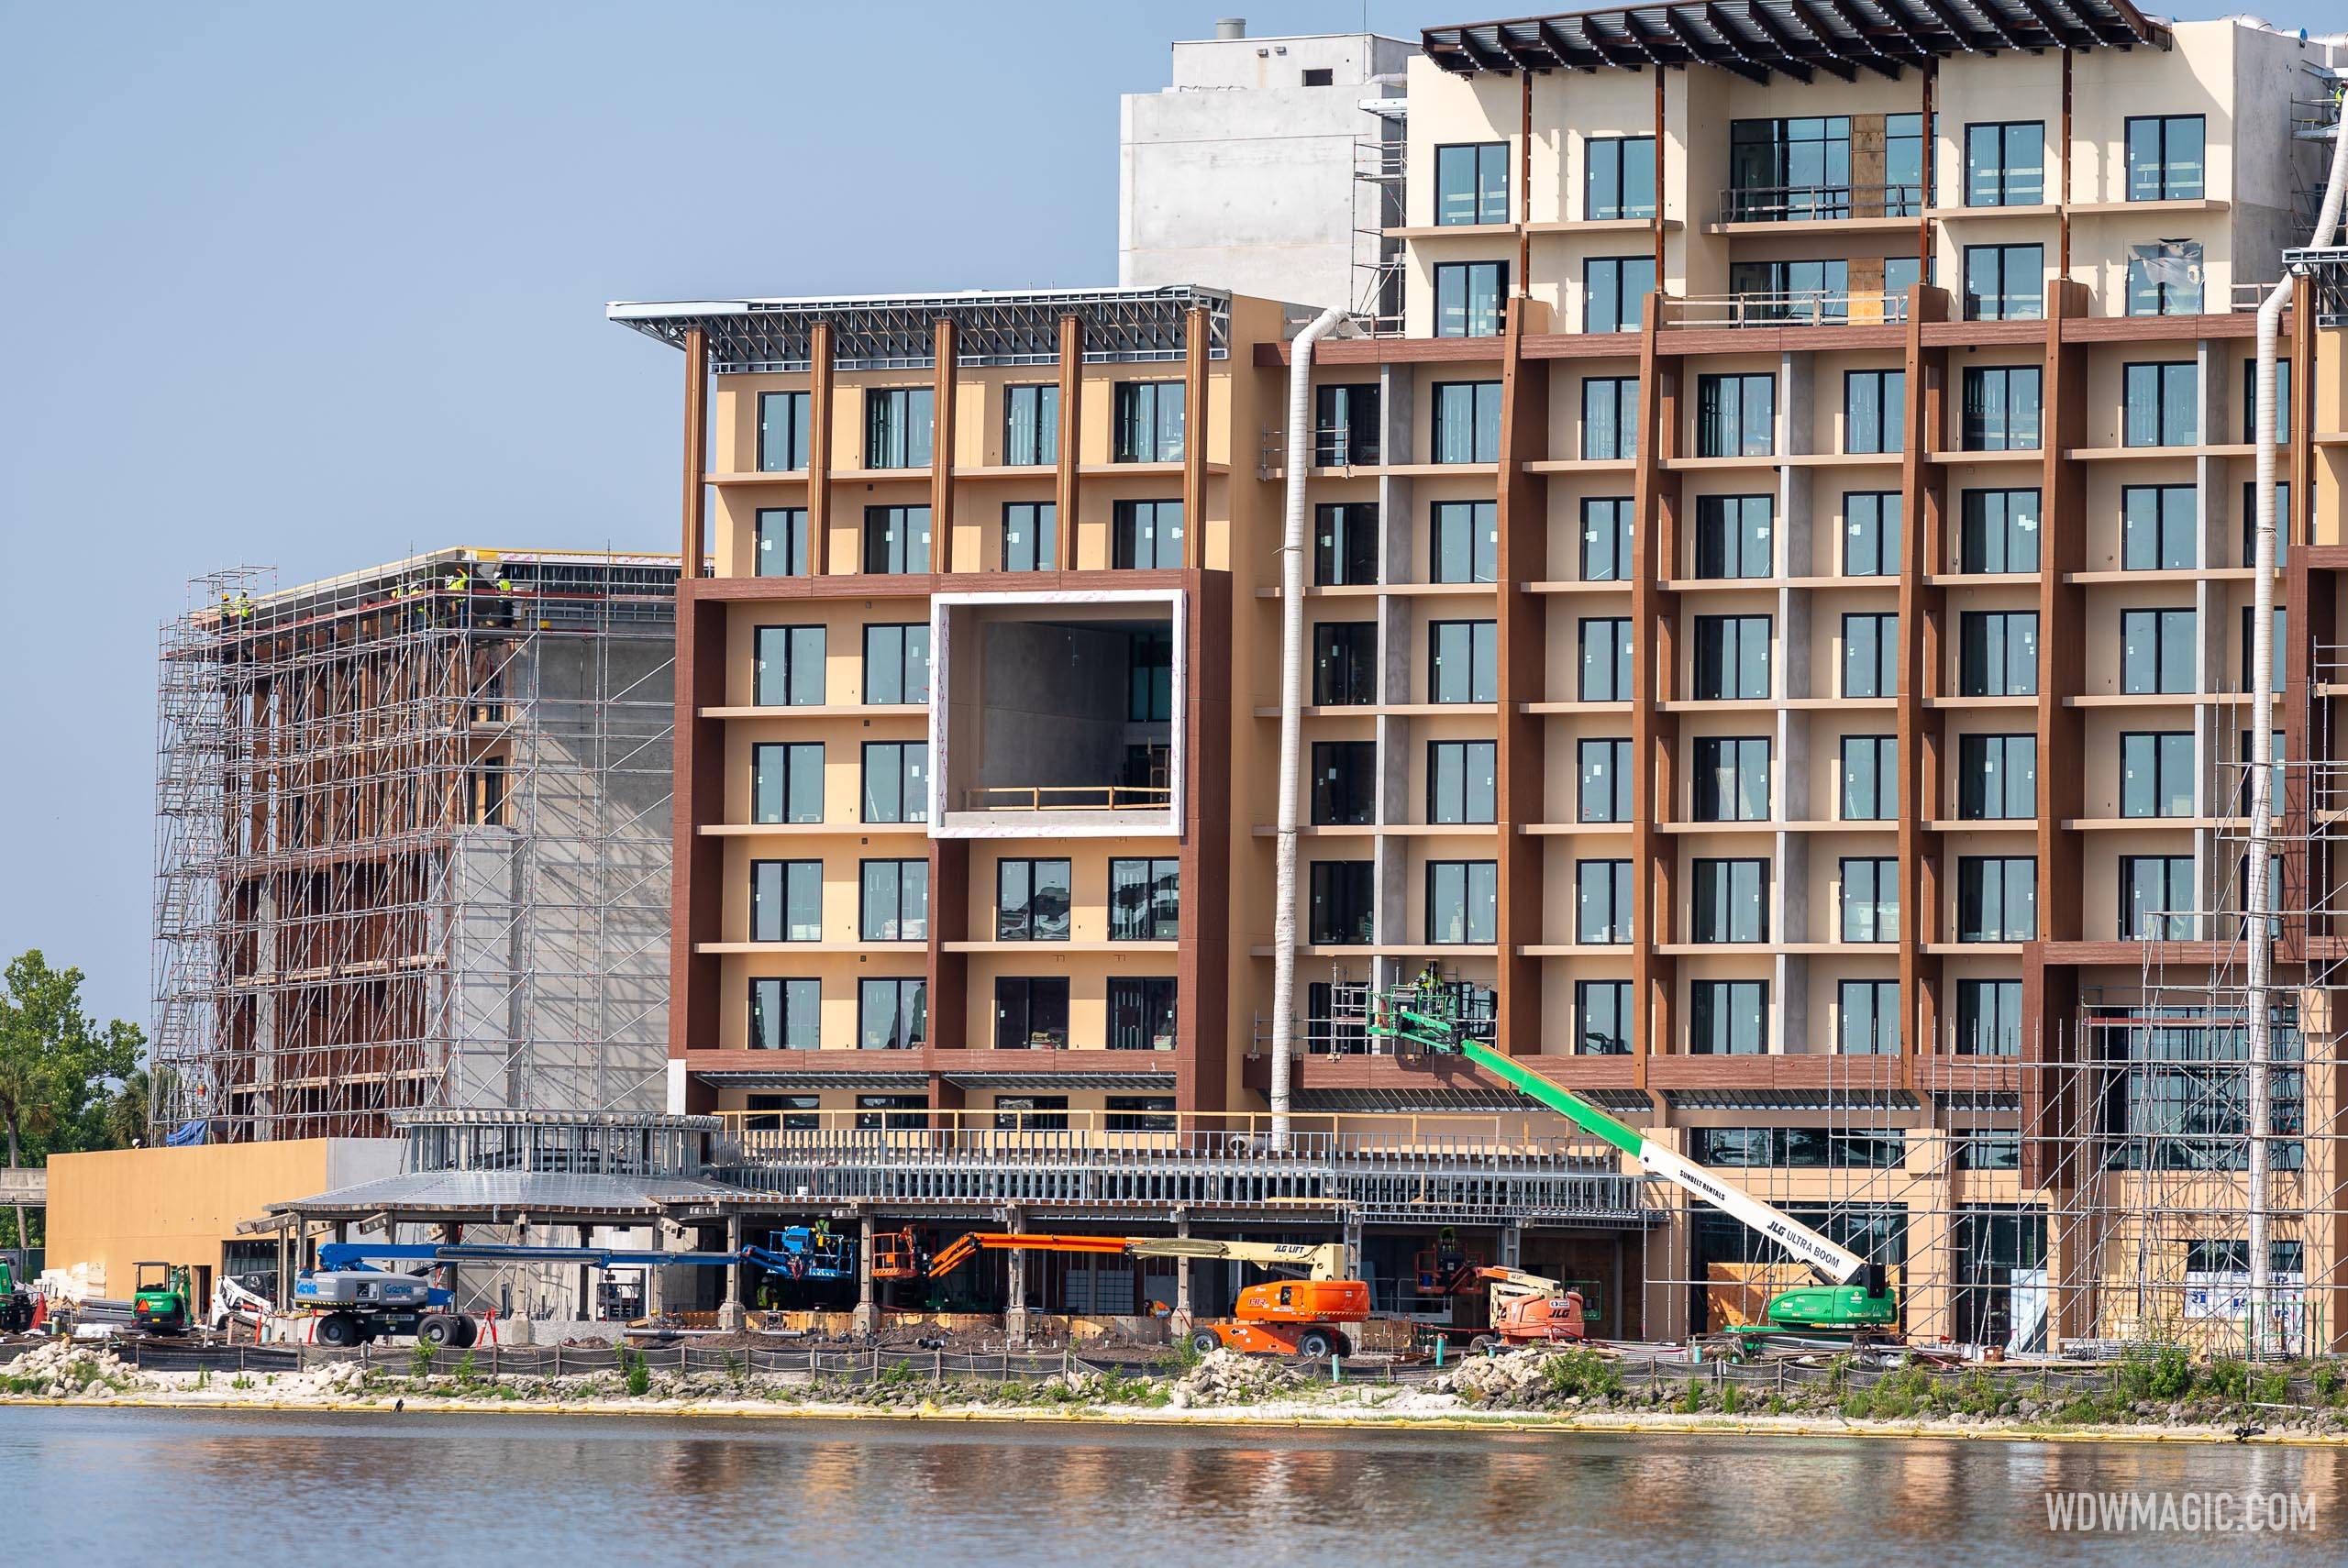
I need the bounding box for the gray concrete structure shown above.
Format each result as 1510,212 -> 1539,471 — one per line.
1119,21 -> 1412,315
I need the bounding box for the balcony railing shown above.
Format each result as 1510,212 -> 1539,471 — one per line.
1718,183 -> 1922,226
1667,290 -> 1908,329
962,784 -> 1173,812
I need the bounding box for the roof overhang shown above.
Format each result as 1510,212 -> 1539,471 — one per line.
1423,1 -> 2169,82
607,285 -> 1232,374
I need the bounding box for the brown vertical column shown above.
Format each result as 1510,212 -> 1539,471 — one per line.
1916,62 -> 1937,290
1898,286 -> 1952,1069
1056,313 -> 1081,571
932,318 -> 958,570
1495,297 -> 1549,1055
2038,282 -> 2090,941
1180,572 -> 1234,1110
1650,65 -> 1666,276
927,838 -> 969,1054
1182,305 -> 1210,569
1631,309 -> 1683,1084
2056,50 -> 2074,282
2284,276 -> 2322,954
1517,68 -> 1534,282
681,328 -> 709,576
807,321 -> 836,574
669,584 -> 726,1110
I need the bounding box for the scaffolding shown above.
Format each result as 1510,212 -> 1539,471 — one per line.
152,547 -> 680,1143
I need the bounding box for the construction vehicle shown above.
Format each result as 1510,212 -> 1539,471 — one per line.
0,1258 -> 34,1334
1374,976 -> 1899,1342
1468,1267 -> 1587,1351
927,1232 -> 1372,1357
209,1275 -> 276,1335
131,1263 -> 195,1335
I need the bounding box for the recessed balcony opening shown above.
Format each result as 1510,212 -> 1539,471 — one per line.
931,589 -> 1185,838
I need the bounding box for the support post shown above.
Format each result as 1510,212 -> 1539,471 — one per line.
854,1211 -> 878,1336
680,327 -> 708,577
1003,1209 -> 1029,1348
1170,1209 -> 1194,1336
577,1224 -> 593,1325
720,1212 -> 745,1332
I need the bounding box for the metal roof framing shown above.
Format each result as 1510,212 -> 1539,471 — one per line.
1423,0 -> 2167,78
608,285 -> 1232,374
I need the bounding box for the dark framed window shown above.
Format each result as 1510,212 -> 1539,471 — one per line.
854,1091 -> 925,1126
858,858 -> 928,941
1308,860 -> 1375,944
2121,854 -> 2197,939
1585,135 -> 1657,220
748,978 -> 821,1051
1428,739 -> 1497,824
1691,857 -> 1769,943
1961,366 -> 2042,450
1959,611 -> 2038,696
1844,370 -> 1904,455
1109,857 -> 1180,941
1692,614 -> 1771,701
1315,382 -> 1381,466
1692,735 -> 1770,823
2122,362 -> 2198,447
857,978 -> 925,1051
862,503 -> 933,573
1314,502 -> 1378,585
1840,979 -> 1901,1055
1577,979 -> 1634,1055
1107,977 -> 1178,1051
1841,857 -> 1899,943
1128,628 -> 1173,722
1581,376 -> 1638,459
1311,740 -> 1376,826
754,624 -> 825,706
1002,382 -> 1059,466
1696,373 -> 1776,457
1434,260 -> 1508,338
1586,256 -> 1656,334
1435,141 -> 1509,226
2240,605 -> 2286,692
752,741 -> 825,825
864,387 -> 934,468
1432,381 -> 1502,462
1965,121 -> 2044,207
994,977 -> 1070,1050
1577,858 -> 1633,944
1578,617 -> 1634,701
1113,381 -> 1186,462
1844,492 -> 1900,577
1689,978 -> 1767,1055
1960,489 -> 2041,572
1112,500 -> 1184,569
1727,115 -> 1854,220
1957,733 -> 2036,820
1582,497 -> 1634,581
1105,1094 -> 1177,1132
1002,502 -> 1057,571
2121,732 -> 2195,819
2126,241 -> 2203,316
2243,478 -> 2291,564
2243,358 -> 2292,444
756,507 -> 810,577
995,858 -> 1071,941
860,741 -> 929,823
750,859 -> 823,943
1844,613 -> 1897,699
2121,607 -> 2197,694
2126,114 -> 2205,202
1729,258 -> 1849,323
1426,860 -> 1499,944
862,624 -> 930,705
758,390 -> 812,472
1956,979 -> 2022,1056
1842,734 -> 1896,821
2121,485 -> 2195,570
1963,243 -> 2043,321
1431,499 -> 1498,583
1579,737 -> 1633,823
2235,728 -> 2287,820
1957,856 -> 2037,941
1694,493 -> 1772,579
1430,619 -> 1499,702
992,1093 -> 1069,1130
1312,622 -> 1377,706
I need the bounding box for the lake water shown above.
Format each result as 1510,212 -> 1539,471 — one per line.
3,1408 -> 2342,1564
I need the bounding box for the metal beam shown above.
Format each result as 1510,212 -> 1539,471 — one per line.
1910,0 -> 1988,53
1662,6 -> 1767,84
1748,0 -> 1850,82
1456,28 -> 1516,72
2008,0 -> 2091,49
1964,0 -> 2027,50
1533,18 -> 1598,69
1704,3 -> 1792,82
1801,0 -> 1909,77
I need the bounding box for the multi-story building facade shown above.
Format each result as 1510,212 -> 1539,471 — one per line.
615,5 -> 2348,1351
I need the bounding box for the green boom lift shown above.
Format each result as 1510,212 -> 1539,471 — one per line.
1372,977 -> 1899,1342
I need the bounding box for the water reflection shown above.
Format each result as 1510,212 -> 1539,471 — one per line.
0,1409 -> 2339,1566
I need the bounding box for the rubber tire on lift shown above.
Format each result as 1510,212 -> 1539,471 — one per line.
416,1313 -> 459,1348
1296,1329 -> 1336,1359
453,1314 -> 480,1348
1189,1329 -> 1223,1355
316,1312 -> 362,1349
1469,1334 -> 1499,1356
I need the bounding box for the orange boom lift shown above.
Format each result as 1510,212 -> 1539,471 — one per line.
927,1232 -> 1372,1357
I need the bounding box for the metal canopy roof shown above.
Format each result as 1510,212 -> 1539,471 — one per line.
607,285 -> 1232,375
1424,1 -> 2167,81
265,1170 -> 745,1220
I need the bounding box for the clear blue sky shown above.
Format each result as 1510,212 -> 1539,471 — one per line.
0,1 -> 2337,1029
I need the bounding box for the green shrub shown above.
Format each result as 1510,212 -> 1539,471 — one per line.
2117,1344 -> 2195,1402
1720,1382 -> 1740,1415
2312,1363 -> 2346,1406
2205,1358 -> 2249,1400
1678,1378 -> 1704,1414
2249,1367 -> 2291,1406
408,1342 -> 436,1381
1537,1350 -> 1623,1401
622,1348 -> 650,1397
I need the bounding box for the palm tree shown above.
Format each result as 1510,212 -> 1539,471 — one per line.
104,1067 -> 161,1150
0,1055 -> 57,1254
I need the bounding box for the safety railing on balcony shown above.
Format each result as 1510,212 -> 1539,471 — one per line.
1667,290 -> 1907,329
1718,183 -> 1922,225
961,784 -> 1173,812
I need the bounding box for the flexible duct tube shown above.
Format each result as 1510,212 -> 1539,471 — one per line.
2246,83 -> 2348,1355
1270,306 -> 1349,1152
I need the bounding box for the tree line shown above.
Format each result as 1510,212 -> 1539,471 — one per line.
1,951 -> 150,1250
